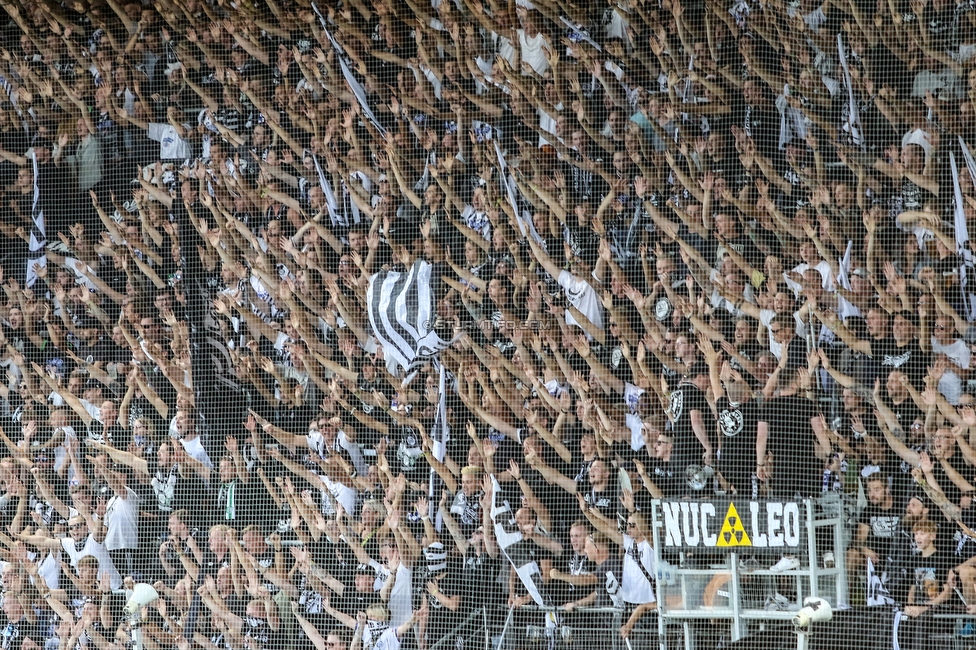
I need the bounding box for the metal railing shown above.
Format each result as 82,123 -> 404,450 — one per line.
502,605 -> 645,650
420,493 -> 976,649
428,609 -> 492,650
649,495 -> 849,650
424,605 -> 976,650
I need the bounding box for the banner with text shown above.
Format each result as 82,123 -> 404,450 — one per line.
655,499 -> 806,550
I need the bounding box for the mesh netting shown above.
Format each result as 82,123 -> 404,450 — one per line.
0,0 -> 973,649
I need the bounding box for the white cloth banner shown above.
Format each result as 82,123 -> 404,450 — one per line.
311,3 -> 386,136
837,34 -> 863,147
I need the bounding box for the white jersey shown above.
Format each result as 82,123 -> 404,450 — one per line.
362,624 -> 400,650
621,535 -> 656,605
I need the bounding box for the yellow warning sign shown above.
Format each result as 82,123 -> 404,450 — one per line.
716,503 -> 752,547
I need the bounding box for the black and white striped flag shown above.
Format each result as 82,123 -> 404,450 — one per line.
489,475 -> 550,607
366,260 -> 450,373
26,153 -> 46,288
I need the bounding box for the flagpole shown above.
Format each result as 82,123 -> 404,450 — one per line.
429,360 -> 448,525
951,151 -> 972,320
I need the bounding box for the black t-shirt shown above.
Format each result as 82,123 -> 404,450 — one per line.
391,423 -> 428,478
667,382 -> 713,469
425,569 -> 463,642
946,512 -> 976,562
461,547 -> 500,607
931,452 -> 970,507
781,337 -> 808,372
646,457 -> 684,497
858,502 -> 903,561
731,102 -> 780,158
553,551 -> 595,605
147,458 -> 207,527
715,397 -> 759,492
893,444 -> 927,501
850,337 -> 897,387
337,587 -> 380,617
889,177 -> 933,221
594,555 -> 625,609
0,620 -> 42,650
838,410 -> 880,455
717,234 -> 763,269
244,617 -> 282,650
200,550 -> 231,580
527,461 -> 577,530
729,341 -> 763,380
760,395 -> 821,498
483,428 -> 522,496
883,340 -> 928,387
253,550 -> 280,595
909,549 -> 955,605
890,398 -> 925,432
921,2 -> 957,48
563,153 -> 609,204
448,490 -> 482,537
584,480 -> 618,520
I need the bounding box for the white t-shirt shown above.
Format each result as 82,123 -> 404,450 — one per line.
931,338 -> 971,370
623,383 -> 645,451
51,426 -> 77,479
367,559 -> 391,593
103,488 -> 140,551
148,123 -> 193,160
494,33 -> 517,69
621,535 -> 656,605
319,474 -> 358,518
939,370 -> 964,405
180,436 -> 214,469
388,564 -> 413,627
78,399 -> 103,422
709,278 -> 756,319
558,270 -> 605,332
538,103 -> 562,145
518,30 -> 550,76
362,624 -> 400,650
35,551 -> 60,591
60,535 -> 122,590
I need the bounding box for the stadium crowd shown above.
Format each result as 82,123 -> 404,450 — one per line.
1,0 -> 976,648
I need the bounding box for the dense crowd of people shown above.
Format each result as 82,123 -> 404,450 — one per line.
4,0 -> 976,648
